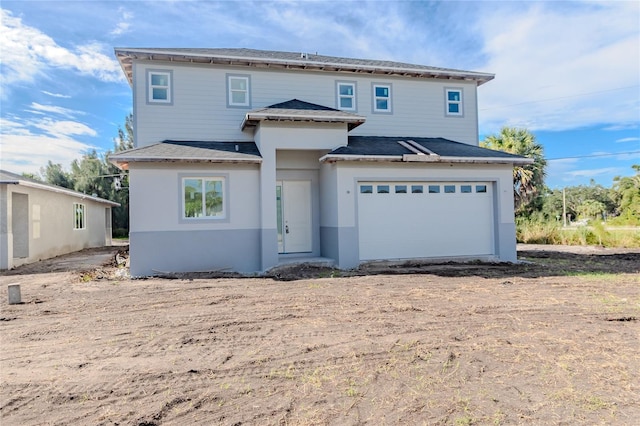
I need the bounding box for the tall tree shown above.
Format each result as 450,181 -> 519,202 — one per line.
105,113 -> 134,234
40,161 -> 74,189
481,127 -> 547,214
611,165 -> 640,224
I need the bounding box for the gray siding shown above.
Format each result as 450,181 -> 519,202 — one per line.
133,61 -> 480,147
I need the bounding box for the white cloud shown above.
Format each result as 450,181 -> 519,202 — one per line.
476,2 -> 640,133
29,102 -> 85,118
566,167 -> 623,179
110,7 -> 133,36
0,115 -> 97,175
0,8 -> 123,89
42,90 -> 71,98
616,137 -> 640,143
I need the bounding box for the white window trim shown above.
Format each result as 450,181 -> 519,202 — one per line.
445,87 -> 463,117
73,203 -> 86,230
336,81 -> 357,111
147,70 -> 172,104
180,175 -> 228,221
226,74 -> 251,108
372,83 -> 392,114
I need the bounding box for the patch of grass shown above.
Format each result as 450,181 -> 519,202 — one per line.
583,395 -> 612,411
517,219 -> 640,248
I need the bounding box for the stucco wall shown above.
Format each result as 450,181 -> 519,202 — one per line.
0,183 -> 112,269
127,162 -> 262,275
319,161 -> 517,267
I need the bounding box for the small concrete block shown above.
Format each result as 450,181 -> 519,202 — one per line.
8,285 -> 21,305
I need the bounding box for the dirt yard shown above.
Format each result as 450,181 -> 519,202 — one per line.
1,246 -> 638,425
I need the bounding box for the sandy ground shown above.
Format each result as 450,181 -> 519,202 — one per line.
0,245 -> 639,425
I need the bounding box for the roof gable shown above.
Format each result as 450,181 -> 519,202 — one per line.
241,99 -> 365,131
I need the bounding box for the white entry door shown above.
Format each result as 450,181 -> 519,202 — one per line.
277,180 -> 312,254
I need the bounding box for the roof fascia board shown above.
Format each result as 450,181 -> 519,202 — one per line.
6,180 -> 120,206
110,156 -> 263,164
115,48 -> 494,84
320,154 -> 533,165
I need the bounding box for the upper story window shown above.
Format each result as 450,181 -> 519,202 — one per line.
73,203 -> 85,230
147,70 -> 172,104
445,88 -> 463,116
372,83 -> 391,113
336,81 -> 357,111
183,177 -> 226,219
227,74 -> 251,108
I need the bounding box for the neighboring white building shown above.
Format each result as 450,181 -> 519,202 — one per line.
0,170 -> 119,270
110,48 -> 530,276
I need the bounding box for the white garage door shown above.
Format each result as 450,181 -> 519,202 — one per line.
357,181 -> 495,261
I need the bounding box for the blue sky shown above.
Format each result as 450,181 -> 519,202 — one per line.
1,0 -> 638,189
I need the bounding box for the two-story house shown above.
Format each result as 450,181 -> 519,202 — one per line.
110,48 -> 529,276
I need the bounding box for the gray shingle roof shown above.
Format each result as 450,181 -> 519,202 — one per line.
242,99 -> 366,131
266,99 -> 338,111
325,136 -> 531,164
108,141 -> 262,168
114,48 -> 494,86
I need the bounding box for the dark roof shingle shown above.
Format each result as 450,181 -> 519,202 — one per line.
329,136 -> 529,162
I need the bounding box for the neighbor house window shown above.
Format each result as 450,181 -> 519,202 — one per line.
372,83 -> 391,113
395,185 -> 407,194
476,185 -> 487,193
411,185 -> 423,194
183,177 -> 226,219
461,185 -> 472,193
445,88 -> 463,116
227,74 -> 251,107
428,185 -> 440,194
444,185 -> 456,193
73,203 -> 85,230
336,81 -> 356,111
148,70 -> 172,104
377,185 -> 390,194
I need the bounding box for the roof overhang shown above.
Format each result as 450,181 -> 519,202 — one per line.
109,155 -> 262,171
114,48 -> 495,87
1,179 -> 120,207
241,109 -> 366,131
319,153 -> 534,165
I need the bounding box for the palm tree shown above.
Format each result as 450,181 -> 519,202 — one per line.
481,127 -> 547,214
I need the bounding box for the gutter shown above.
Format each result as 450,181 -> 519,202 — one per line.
109,156 -> 263,170
320,153 -> 534,165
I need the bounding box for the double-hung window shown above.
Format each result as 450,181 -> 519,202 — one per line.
183,177 -> 226,219
73,203 -> 85,230
372,83 -> 391,113
148,70 -> 172,104
336,81 -> 356,111
445,88 -> 463,116
227,75 -> 251,108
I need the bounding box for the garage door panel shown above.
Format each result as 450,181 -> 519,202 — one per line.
358,182 -> 494,261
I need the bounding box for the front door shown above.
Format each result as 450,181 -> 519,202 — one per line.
277,180 -> 312,254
